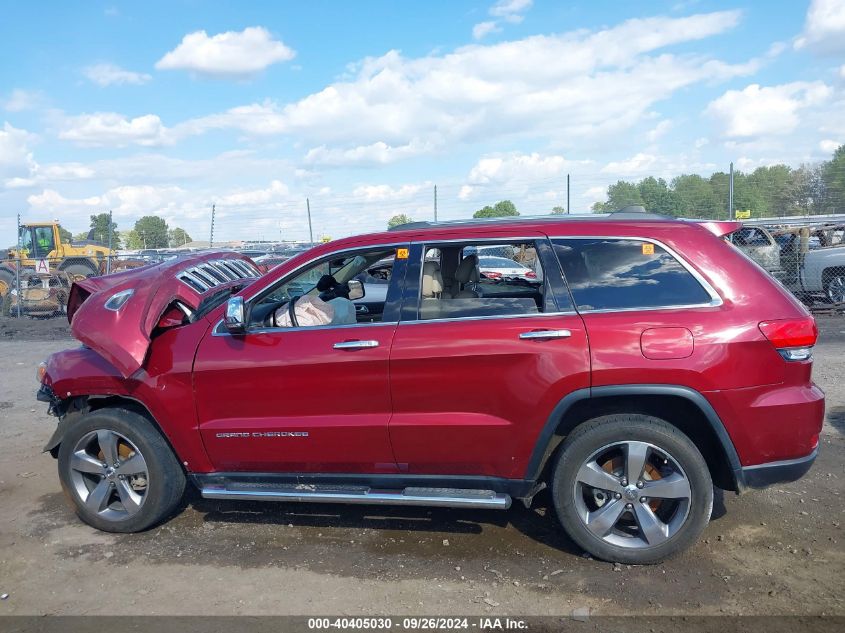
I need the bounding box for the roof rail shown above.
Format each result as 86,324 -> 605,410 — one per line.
388,207 -> 672,231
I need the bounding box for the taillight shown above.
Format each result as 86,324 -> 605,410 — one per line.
483,271 -> 502,279
758,316 -> 818,361
525,271 -> 537,279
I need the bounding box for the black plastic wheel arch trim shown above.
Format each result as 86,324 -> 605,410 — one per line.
741,447 -> 818,489
524,384 -> 745,491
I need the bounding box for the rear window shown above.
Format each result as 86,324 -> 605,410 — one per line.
552,238 -> 713,311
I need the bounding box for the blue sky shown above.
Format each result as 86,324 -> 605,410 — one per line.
1,0 -> 843,244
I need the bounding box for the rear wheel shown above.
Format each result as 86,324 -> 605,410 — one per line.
0,268 -> 13,299
551,414 -> 713,564
57,408 -> 186,533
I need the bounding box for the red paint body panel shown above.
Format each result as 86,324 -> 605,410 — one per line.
388,314 -> 590,478
192,324 -> 399,473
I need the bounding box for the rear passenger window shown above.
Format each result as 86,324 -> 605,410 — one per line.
417,241 -> 553,320
552,238 -> 713,311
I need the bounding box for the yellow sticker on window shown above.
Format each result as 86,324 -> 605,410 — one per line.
396,248 -> 409,259
642,243 -> 655,255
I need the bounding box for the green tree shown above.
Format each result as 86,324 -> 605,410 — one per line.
473,200 -> 519,218
88,213 -> 122,248
551,206 -> 566,215
58,226 -> 72,243
671,174 -> 720,218
73,232 -> 88,242
133,216 -> 169,249
637,177 -> 676,215
387,214 -> 414,229
168,227 -> 192,246
594,181 -> 643,211
822,145 -> 845,214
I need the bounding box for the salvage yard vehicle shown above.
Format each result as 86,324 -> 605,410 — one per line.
36,212 -> 824,564
8,270 -> 72,317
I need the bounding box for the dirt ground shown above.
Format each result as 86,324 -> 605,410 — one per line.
0,316 -> 842,617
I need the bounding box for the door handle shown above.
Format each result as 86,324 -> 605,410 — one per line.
333,340 -> 380,350
519,329 -> 572,340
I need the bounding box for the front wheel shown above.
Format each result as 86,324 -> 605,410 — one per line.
551,414 -> 713,564
57,408 -> 186,533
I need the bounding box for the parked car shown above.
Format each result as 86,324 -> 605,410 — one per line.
478,255 -> 537,280
37,213 -> 823,564
738,225 -> 845,304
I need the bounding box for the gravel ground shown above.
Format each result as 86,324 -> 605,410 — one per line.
0,317 -> 842,616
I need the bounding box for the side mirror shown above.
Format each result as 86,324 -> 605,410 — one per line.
347,279 -> 365,301
224,296 -> 246,334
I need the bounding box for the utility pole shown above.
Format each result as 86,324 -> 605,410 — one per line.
567,174 -> 571,214
434,185 -> 438,221
106,209 -> 113,274
209,203 -> 216,248
306,198 -> 314,246
15,213 -> 21,317
728,162 -> 734,220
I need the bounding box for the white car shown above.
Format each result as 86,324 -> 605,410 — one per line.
478,256 -> 538,281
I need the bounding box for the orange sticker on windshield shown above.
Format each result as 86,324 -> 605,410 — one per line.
396,248 -> 409,259
642,243 -> 655,255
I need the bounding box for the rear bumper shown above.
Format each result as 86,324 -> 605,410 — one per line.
739,446 -> 818,490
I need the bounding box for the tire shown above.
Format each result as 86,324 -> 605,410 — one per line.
0,268 -> 13,299
57,408 -> 186,533
823,270 -> 845,305
551,414 -> 713,564
60,262 -> 96,282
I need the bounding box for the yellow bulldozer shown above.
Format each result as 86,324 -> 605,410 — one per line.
1,221 -> 114,299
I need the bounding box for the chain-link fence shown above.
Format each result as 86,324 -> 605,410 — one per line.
0,254 -> 150,320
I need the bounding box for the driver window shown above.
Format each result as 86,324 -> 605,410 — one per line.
249,247 -> 397,329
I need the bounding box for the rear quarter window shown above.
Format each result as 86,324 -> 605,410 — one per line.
552,238 -> 713,311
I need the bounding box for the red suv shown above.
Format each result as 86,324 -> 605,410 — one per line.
37,212 -> 824,564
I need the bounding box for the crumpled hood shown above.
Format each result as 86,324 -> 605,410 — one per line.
68,252 -> 259,378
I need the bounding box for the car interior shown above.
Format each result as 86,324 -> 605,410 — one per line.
418,242 -> 547,320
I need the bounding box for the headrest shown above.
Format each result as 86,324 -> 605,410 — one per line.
455,254 -> 479,283
422,261 -> 443,297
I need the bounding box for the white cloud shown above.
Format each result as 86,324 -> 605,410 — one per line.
473,21 -> 501,40
182,11 -> 748,161
706,81 -> 831,138
0,122 -> 36,179
490,0 -> 533,23
820,139 -> 842,153
351,183 -> 424,201
601,153 -> 658,176
58,112 -> 173,147
155,26 -> 295,78
83,63 -> 152,86
646,120 -> 673,142
217,180 -> 289,206
840,64 -> 845,78
3,89 -> 42,112
304,140 -> 433,166
795,0 -> 845,55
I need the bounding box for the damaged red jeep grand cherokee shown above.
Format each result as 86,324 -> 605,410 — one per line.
36,211 -> 824,564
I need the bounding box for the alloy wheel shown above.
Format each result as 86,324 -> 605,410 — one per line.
572,441 -> 692,549
68,430 -> 149,520
827,275 -> 845,304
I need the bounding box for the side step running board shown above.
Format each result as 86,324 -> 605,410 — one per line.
201,482 -> 512,510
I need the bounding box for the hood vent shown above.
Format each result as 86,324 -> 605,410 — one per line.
177,259 -> 260,293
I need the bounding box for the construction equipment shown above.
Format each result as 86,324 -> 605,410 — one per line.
1,221 -> 114,299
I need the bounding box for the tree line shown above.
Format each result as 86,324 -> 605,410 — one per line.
593,144 -> 845,218
69,214 -> 193,250
385,144 -> 844,227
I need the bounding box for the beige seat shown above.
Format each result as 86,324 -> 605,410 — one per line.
451,254 -> 480,298
420,261 -> 444,319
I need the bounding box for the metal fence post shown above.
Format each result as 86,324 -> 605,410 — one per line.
106,209 -> 113,274
15,213 -> 21,318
